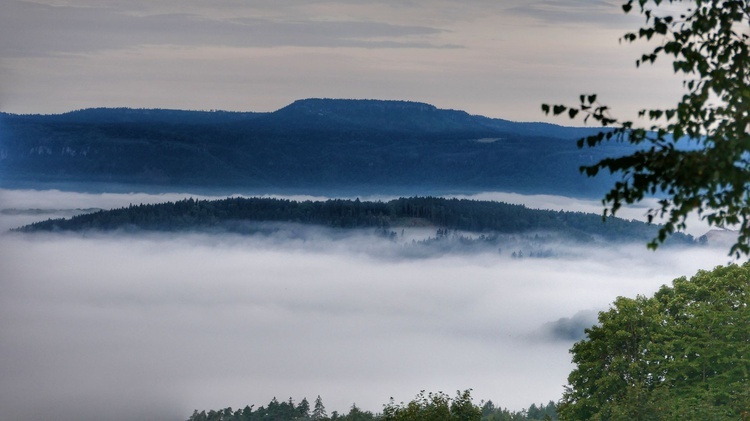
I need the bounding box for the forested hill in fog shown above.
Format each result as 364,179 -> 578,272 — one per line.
0,99 -> 633,197
17,196 -> 695,246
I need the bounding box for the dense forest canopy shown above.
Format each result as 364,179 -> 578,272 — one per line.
15,196 -> 695,247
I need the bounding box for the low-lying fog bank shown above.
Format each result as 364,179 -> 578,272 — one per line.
0,189 -> 736,421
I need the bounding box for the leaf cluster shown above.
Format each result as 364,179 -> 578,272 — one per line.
543,0 -> 750,255
382,390 -> 482,421
558,262 -> 750,420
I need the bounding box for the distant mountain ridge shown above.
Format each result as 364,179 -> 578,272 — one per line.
269,99 -> 601,138
17,107 -> 264,125
0,98 -> 628,196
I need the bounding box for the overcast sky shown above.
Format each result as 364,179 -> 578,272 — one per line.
0,0 -> 684,121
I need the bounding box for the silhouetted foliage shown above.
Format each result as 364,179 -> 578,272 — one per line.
543,1 -> 750,255
382,389 -> 481,421
16,196 -> 694,246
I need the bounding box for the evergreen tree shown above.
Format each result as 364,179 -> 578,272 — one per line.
297,397 -> 311,419
340,403 -> 376,421
312,395 -> 328,420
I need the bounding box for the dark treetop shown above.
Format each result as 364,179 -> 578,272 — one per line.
16,196 -> 694,247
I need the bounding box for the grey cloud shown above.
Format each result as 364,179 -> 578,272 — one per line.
506,0 -> 631,26
0,0 -> 686,119
0,0 -> 455,58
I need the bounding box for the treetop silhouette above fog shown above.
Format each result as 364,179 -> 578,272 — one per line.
16,196 -> 695,247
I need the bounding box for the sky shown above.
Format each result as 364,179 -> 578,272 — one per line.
0,0 -> 685,122
0,189 -> 736,421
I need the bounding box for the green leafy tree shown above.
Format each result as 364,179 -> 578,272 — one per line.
450,389 -> 483,421
558,263 -> 750,420
382,389 -> 481,421
542,0 -> 750,255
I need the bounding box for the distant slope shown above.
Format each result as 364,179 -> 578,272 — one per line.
0,99 -> 630,196
16,196 -> 694,246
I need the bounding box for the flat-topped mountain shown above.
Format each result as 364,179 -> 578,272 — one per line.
0,98 -> 629,196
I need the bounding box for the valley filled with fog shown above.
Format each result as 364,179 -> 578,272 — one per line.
0,189 -> 735,421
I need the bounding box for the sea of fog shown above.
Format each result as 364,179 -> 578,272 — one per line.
0,188 -> 737,421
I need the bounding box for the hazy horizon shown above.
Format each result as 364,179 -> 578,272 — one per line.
1,0 -> 683,124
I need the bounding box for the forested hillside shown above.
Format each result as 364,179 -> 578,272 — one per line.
0,99 -> 631,197
16,196 -> 694,247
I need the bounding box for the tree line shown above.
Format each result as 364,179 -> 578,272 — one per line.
16,196 -> 694,246
186,390 -> 558,421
